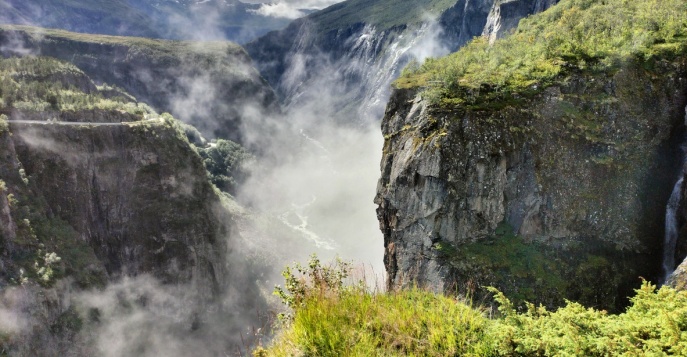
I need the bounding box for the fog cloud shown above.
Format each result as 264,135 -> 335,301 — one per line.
75,276 -> 267,357
248,0 -> 344,19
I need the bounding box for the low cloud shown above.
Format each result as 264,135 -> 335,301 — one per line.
249,0 -> 343,19
251,3 -> 306,19
76,276 -> 224,357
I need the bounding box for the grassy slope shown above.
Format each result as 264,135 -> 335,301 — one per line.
0,24 -> 245,60
308,0 -> 457,33
396,0 -> 687,107
0,24 -> 274,142
0,56 -> 155,116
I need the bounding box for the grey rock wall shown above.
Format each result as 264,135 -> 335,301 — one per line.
377,63 -> 687,310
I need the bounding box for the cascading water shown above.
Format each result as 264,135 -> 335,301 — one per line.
663,176 -> 683,283
662,106 -> 687,284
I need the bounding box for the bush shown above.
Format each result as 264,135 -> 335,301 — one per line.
0,114 -> 8,133
258,256 -> 687,356
198,139 -> 252,195
490,282 -> 687,355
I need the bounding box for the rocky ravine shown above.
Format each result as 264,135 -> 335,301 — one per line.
376,61 -> 687,311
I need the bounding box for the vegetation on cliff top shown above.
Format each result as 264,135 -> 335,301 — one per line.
257,257 -> 687,356
0,56 -> 156,116
396,0 -> 687,107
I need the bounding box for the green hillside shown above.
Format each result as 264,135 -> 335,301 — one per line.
0,24 -> 279,142
397,0 -> 687,108
0,56 -> 153,116
309,0 -> 457,33
0,24 -> 245,60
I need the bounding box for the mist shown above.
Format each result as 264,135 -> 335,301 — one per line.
237,15 -> 452,284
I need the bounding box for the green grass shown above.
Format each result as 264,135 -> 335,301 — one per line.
0,24 -> 244,61
257,258 -> 687,356
396,0 -> 687,107
264,288 -> 493,357
0,56 -> 158,117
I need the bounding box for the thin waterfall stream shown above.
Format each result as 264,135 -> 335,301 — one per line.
661,106 -> 687,284
663,176 -> 683,283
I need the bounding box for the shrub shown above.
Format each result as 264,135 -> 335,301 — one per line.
0,114 -> 8,133
198,139 -> 253,195
490,282 -> 687,355
258,256 -> 687,357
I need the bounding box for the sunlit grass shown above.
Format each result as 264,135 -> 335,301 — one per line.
397,0 -> 687,108
257,257 -> 687,356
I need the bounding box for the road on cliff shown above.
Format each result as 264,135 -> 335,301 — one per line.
7,119 -> 160,126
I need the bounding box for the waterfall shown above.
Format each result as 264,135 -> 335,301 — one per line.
662,106 -> 687,284
663,176 -> 683,283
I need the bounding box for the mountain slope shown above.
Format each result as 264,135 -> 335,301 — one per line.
0,25 -> 280,143
0,0 -> 293,43
0,0 -> 161,38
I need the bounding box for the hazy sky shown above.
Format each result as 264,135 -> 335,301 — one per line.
244,0 -> 344,19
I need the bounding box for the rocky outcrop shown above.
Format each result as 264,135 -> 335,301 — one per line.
0,25 -> 280,143
668,259 -> 687,291
376,61 -> 687,311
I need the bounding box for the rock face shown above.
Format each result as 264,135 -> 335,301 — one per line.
0,25 -> 280,143
668,259 -> 687,291
376,61 -> 687,310
0,57 -> 266,355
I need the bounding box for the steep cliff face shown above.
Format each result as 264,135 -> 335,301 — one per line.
377,61 -> 687,310
482,0 -> 559,43
0,25 -> 280,143
0,56 -> 265,355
